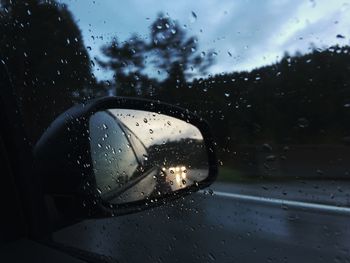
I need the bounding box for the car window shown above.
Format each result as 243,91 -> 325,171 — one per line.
2,0 -> 350,262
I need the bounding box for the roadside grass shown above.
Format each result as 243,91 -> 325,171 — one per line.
216,166 -> 343,184
217,166 -> 252,183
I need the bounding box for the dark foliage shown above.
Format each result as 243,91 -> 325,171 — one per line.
0,0 -> 95,142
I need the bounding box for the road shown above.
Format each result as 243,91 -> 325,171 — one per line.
54,182 -> 350,263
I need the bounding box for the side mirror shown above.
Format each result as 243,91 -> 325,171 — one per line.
34,97 -> 217,221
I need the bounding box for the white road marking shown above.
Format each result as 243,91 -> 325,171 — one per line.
199,190 -> 350,215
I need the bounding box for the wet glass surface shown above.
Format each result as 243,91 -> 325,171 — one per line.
1,0 -> 350,261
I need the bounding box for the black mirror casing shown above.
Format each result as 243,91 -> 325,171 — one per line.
34,97 -> 218,222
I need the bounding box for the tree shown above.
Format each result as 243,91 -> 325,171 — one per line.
98,35 -> 149,96
149,14 -> 214,80
98,13 -> 215,99
0,0 -> 94,142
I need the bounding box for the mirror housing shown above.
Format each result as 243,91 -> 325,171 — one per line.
34,97 -> 217,221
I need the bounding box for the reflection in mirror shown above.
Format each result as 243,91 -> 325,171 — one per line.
89,109 -> 208,205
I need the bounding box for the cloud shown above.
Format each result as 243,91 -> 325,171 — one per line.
60,0 -> 350,79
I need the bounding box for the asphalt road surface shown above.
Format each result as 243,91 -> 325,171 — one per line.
54,182 -> 350,263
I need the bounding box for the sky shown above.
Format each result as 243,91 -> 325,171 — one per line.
59,0 -> 350,81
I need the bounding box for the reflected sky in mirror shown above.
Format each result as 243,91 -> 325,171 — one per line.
59,0 -> 350,80
108,109 -> 203,147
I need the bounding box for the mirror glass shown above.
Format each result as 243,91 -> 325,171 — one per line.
89,109 -> 209,205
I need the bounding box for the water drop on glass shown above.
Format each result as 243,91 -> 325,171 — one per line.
190,11 -> 197,23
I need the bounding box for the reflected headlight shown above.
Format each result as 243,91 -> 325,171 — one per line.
162,166 -> 187,186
